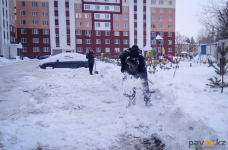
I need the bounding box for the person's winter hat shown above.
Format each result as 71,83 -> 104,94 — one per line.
130,45 -> 139,58
132,44 -> 139,49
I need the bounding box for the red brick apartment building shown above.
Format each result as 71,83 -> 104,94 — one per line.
0,0 -> 175,58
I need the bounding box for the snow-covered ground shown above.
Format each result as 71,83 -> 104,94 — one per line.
0,54 -> 227,150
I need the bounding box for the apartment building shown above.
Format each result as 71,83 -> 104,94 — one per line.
1,0 -> 175,58
0,0 -> 21,58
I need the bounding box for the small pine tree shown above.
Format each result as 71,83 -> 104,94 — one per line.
207,43 -> 228,93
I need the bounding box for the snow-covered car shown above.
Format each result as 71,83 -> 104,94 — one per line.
38,55 -> 50,60
39,60 -> 88,69
39,53 -> 88,69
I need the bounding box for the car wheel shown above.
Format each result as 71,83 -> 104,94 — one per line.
45,65 -> 54,69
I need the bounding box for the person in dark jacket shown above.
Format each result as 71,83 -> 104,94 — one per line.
120,45 -> 151,105
86,49 -> 95,75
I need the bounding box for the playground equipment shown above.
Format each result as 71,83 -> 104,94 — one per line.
197,43 -> 217,64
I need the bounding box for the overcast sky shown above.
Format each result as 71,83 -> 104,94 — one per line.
176,0 -> 210,41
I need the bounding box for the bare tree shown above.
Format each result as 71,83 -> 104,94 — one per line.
197,0 -> 228,40
196,28 -> 216,44
175,32 -> 188,56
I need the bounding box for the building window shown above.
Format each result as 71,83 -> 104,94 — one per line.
168,32 -> 172,37
96,31 -> 101,36
159,16 -> 164,21
20,1 -> 25,6
43,21 -> 49,25
85,13 -> 90,18
21,29 -> 26,34
77,47 -> 83,52
76,22 -> 82,27
159,8 -> 164,13
151,0 -> 156,4
96,39 -> 101,44
95,14 -> 100,19
168,1 -> 172,5
114,23 -> 119,28
32,11 -> 38,16
43,47 -> 50,52
159,0 -> 164,4
85,22 -> 90,27
85,30 -> 91,36
95,22 -> 100,27
31,2 -> 37,7
95,5 -> 100,10
159,40 -> 164,45
85,39 -> 91,44
20,20 -> 26,25
33,47 -> 40,52
84,47 -> 90,52
123,0 -> 128,3
105,23 -> 109,27
42,2 -> 48,7
105,31 -> 110,36
160,32 -> 164,37
151,16 -> 156,21
76,4 -> 81,9
151,40 -> 156,45
33,38 -> 39,43
114,6 -> 120,11
21,47 -> 27,52
42,11 -> 48,16
105,14 -> 110,19
20,11 -> 25,16
76,30 -> 82,35
123,40 -> 128,44
105,47 -> 110,53
168,48 -> 172,52
168,8 -> 173,13
84,4 -> 90,10
123,15 -> 128,20
114,48 -> 120,53
32,29 -> 39,34
96,47 -> 101,53
114,39 -> 120,44
76,13 -> 81,18
114,31 -> 120,36
168,16 -> 172,21
114,14 -> 119,20
168,25 -> 172,29
151,8 -> 156,13
123,31 -> 128,36
151,32 -> 156,37
168,40 -> 172,45
105,6 -> 109,10
43,38 -> 49,43
123,23 -> 128,28
105,39 -> 110,44
123,6 -> 128,11
32,20 -> 38,25
159,24 -> 164,29
43,29 -> 49,35
151,24 -> 156,28
77,39 -> 82,44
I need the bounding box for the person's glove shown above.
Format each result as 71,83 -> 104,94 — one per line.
121,68 -> 125,73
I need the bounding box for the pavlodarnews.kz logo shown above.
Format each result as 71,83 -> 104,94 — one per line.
189,139 -> 226,148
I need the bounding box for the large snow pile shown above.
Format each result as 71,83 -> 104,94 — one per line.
39,53 -> 87,65
0,58 -> 227,150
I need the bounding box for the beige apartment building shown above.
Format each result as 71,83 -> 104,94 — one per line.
0,0 -> 176,58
